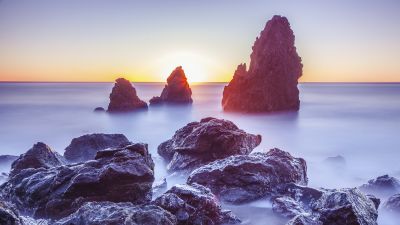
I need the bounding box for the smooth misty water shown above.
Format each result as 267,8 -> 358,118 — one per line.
0,82 -> 400,224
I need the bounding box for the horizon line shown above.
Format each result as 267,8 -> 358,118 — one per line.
1,81 -> 400,84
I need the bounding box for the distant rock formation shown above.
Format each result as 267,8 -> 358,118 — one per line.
150,66 -> 192,105
360,175 -> 400,198
158,117 -> 261,172
64,133 -> 130,163
222,15 -> 303,112
107,78 -> 148,112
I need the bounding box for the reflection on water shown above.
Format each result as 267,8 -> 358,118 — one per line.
0,82 -> 400,224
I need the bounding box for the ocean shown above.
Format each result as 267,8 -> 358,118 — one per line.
1,82 -> 399,224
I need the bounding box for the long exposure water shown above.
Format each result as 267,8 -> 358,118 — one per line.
0,82 -> 399,224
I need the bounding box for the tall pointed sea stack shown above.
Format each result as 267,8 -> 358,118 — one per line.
107,78 -> 148,112
222,15 -> 303,112
150,66 -> 192,105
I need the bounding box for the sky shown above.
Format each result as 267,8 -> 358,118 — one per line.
0,0 -> 400,82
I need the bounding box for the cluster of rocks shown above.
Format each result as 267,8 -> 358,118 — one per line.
222,15 -> 303,112
1,117 -> 400,224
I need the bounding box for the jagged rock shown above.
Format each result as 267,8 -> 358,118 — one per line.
153,183 -> 240,225
158,117 -> 261,173
0,143 -> 155,220
107,78 -> 148,112
64,133 -> 130,163
359,175 -> 400,198
150,66 -> 192,105
0,201 -> 23,225
54,202 -> 177,225
93,107 -> 105,112
187,148 -> 307,203
286,214 -> 321,225
383,194 -> 400,214
275,184 -> 378,225
272,196 -> 306,218
366,194 -> 380,210
9,142 -> 65,177
222,15 -> 302,112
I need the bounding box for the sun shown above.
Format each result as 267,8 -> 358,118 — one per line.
156,52 -> 211,83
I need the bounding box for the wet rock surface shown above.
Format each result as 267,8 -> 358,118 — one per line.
0,143 -> 155,220
187,148 -> 307,203
107,78 -> 148,112
222,15 -> 302,112
359,174 -> 400,198
153,183 -> 240,225
10,142 -> 65,177
158,117 -> 261,173
54,201 -> 177,225
150,66 -> 192,105
64,133 -> 131,163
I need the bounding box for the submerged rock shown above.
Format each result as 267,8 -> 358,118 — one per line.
1,143 -> 155,219
107,78 -> 148,112
54,202 -> 177,225
383,193 -> 400,214
158,117 -> 261,172
150,66 -> 192,105
64,133 -> 130,163
187,148 -> 307,203
359,174 -> 400,198
153,183 -> 240,225
222,15 -> 302,112
10,142 -> 65,177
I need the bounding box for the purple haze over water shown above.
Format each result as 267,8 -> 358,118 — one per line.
0,82 -> 399,224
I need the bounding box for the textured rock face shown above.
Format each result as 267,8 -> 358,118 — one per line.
150,66 -> 192,105
54,202 -> 177,225
383,194 -> 400,214
187,148 -> 307,203
107,78 -> 148,112
0,201 -> 23,225
64,133 -> 130,163
222,15 -> 302,112
10,142 -> 65,177
158,117 -> 261,172
153,184 -> 240,225
1,143 -> 155,219
275,184 -> 378,225
359,175 -> 400,198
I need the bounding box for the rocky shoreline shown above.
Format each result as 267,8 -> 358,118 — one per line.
1,117 -> 399,225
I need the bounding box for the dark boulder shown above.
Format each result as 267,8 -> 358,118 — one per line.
54,201 -> 177,225
64,133 -> 130,163
10,142 -> 65,177
359,174 -> 400,198
107,78 -> 148,112
383,193 -> 400,214
158,117 -> 261,173
153,183 -> 240,225
222,15 -> 302,112
0,201 -> 23,225
187,148 -> 307,203
150,66 -> 192,105
0,143 -> 155,219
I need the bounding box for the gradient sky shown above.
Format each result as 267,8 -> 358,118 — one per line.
0,0 -> 400,82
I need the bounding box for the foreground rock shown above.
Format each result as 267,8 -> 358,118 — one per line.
158,117 -> 261,173
274,183 -> 378,225
383,194 -> 400,214
10,142 -> 65,177
222,15 -> 302,112
55,202 -> 176,225
107,78 -> 148,112
188,148 -> 307,203
64,133 -> 130,162
153,184 -> 240,225
150,66 -> 192,105
0,201 -> 23,225
359,174 -> 400,198
1,143 -> 155,219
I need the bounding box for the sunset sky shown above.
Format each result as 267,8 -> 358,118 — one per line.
0,0 -> 399,82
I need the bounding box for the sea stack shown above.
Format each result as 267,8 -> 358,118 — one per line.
222,15 -> 303,112
107,78 -> 148,112
150,66 -> 193,105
